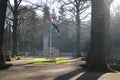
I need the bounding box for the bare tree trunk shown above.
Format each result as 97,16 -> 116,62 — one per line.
75,13 -> 81,57
75,0 -> 81,57
0,0 -> 8,65
12,0 -> 18,56
87,0 -> 111,72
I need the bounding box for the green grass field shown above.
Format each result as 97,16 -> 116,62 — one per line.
27,58 -> 71,64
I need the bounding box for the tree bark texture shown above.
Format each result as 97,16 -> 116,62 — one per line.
75,1 -> 81,57
87,0 -> 111,72
12,0 -> 18,56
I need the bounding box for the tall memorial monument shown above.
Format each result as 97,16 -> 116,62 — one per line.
43,31 -> 59,57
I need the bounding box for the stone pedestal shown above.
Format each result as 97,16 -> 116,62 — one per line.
42,47 -> 59,57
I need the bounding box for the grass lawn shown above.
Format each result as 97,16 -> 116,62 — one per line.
27,58 -> 71,64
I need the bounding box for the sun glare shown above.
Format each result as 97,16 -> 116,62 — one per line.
110,0 -> 120,16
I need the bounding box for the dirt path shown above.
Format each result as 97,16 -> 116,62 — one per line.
0,58 -> 120,80
0,58 -> 83,80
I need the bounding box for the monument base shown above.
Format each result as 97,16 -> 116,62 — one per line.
42,47 -> 59,57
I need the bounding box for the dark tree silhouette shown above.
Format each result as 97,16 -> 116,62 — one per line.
87,0 -> 113,72
0,0 -> 8,66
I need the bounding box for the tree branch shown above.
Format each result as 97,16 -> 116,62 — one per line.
80,13 -> 91,20
6,17 -> 14,21
7,0 -> 14,14
17,0 -> 22,6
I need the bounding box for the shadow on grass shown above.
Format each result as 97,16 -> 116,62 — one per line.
54,68 -> 105,80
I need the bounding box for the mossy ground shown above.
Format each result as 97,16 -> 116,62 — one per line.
27,58 -> 71,64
